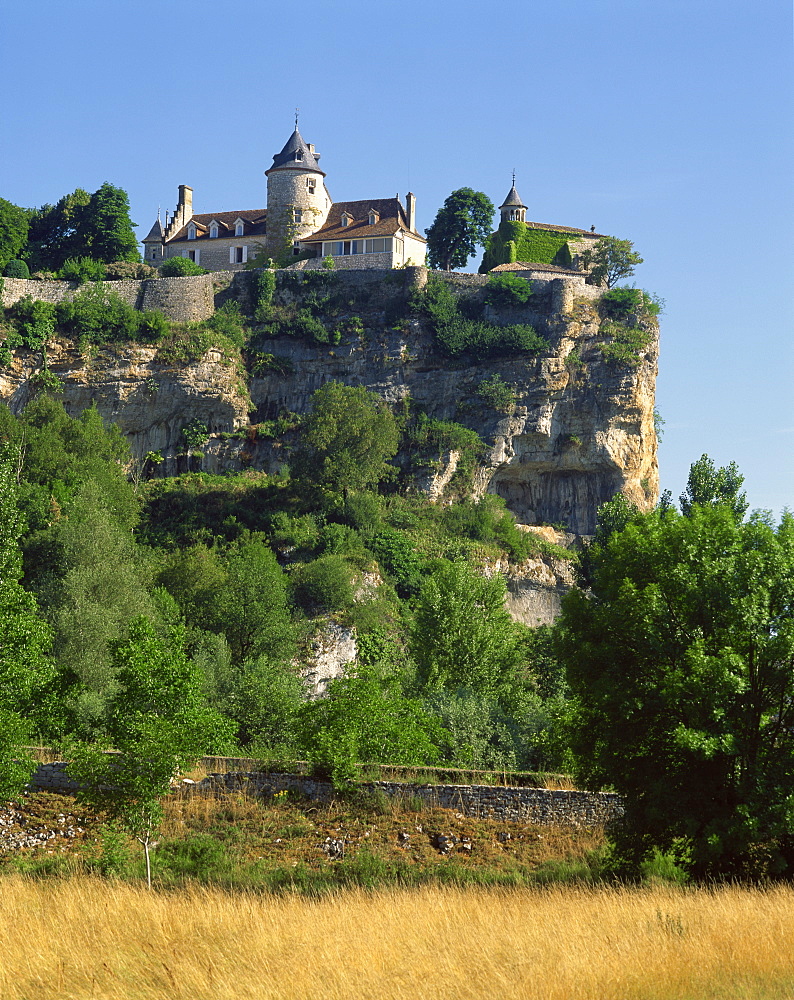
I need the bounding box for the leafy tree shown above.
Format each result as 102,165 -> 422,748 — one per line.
299,664 -> 442,787
0,709 -> 36,800
25,188 -> 91,271
410,560 -> 524,696
68,618 -> 234,887
0,198 -> 30,272
77,183 -> 139,263
47,481 -> 158,732
220,654 -> 305,750
679,453 -> 748,521
214,534 -> 295,663
581,236 -> 643,288
556,498 -> 794,880
293,382 -> 400,494
25,184 -> 138,271
425,188 -> 494,271
0,449 -> 59,753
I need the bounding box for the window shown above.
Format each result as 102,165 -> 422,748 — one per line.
323,237 -> 393,257
209,222 -> 218,238
187,223 -> 196,240
235,220 -> 244,237
295,149 -> 303,160
368,210 -> 379,225
306,178 -> 316,193
229,246 -> 248,264
150,248 -> 157,259
340,214 -> 350,227
188,250 -> 196,262
294,208 -> 303,223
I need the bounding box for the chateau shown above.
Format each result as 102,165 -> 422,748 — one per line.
142,126 -> 427,272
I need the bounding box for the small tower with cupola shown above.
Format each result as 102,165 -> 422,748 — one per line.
264,121 -> 331,260
499,175 -> 527,223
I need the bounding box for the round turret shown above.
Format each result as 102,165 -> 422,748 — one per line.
264,127 -> 331,259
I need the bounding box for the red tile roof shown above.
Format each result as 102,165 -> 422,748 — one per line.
166,209 -> 267,244
301,198 -> 425,244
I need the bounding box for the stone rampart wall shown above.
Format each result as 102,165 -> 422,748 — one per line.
29,763 -> 623,828
1,274 -> 216,323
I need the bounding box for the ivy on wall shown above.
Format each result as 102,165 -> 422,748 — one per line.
479,221 -> 578,273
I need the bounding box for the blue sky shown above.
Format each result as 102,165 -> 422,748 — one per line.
1,0 -> 791,515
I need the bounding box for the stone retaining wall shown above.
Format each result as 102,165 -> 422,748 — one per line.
28,763 -> 623,828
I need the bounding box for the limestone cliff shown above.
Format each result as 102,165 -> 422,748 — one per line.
0,268 -> 658,621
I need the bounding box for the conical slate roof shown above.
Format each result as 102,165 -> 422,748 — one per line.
266,128 -> 325,176
499,185 -> 526,210
142,218 -> 164,242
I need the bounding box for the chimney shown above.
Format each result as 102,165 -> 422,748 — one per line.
406,192 -> 416,232
177,184 -> 193,226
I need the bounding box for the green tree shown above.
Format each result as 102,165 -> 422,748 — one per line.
47,481 -> 157,732
214,534 -> 295,663
0,449 -> 59,755
556,499 -> 794,880
299,665 -> 442,787
425,188 -> 495,271
0,198 -> 30,272
25,188 -> 91,271
679,453 -> 748,521
78,182 -> 139,263
581,236 -> 644,288
410,560 -> 524,696
25,184 -> 138,271
293,382 -> 400,494
68,618 -> 234,887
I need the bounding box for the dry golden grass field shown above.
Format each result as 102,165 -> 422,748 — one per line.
1,878 -> 793,999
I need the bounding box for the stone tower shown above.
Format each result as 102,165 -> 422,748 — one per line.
264,126 -> 331,260
499,180 -> 527,223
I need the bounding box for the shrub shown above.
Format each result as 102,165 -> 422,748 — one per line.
159,256 -> 207,277
368,527 -> 424,596
58,257 -> 106,283
181,419 -> 210,450
206,300 -> 246,347
254,269 -> 276,322
477,374 -> 516,412
3,259 -> 29,278
104,260 -> 157,280
485,272 -> 532,308
289,308 -> 329,343
416,280 -> 545,359
7,295 -> 56,350
291,554 -> 355,611
55,284 -> 167,344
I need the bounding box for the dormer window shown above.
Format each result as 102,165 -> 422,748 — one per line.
187,223 -> 196,240
340,213 -> 352,227
295,149 -> 303,161
368,210 -> 379,225
235,219 -> 245,237
209,221 -> 219,238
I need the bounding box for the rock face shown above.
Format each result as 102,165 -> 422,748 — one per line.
0,340 -> 250,476
0,268 -> 658,621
